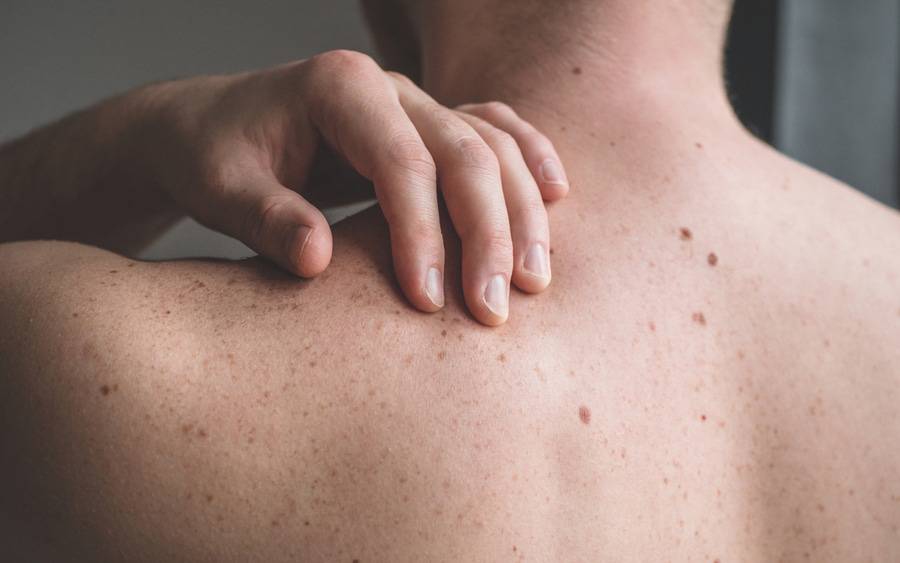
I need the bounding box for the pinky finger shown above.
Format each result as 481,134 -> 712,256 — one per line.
456,101 -> 570,201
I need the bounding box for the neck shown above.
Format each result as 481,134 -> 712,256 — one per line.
416,0 -> 737,134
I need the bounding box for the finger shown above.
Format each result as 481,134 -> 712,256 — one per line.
457,101 -> 570,201
391,73 -> 513,326
200,171 -> 332,278
301,50 -> 444,313
455,111 -> 552,294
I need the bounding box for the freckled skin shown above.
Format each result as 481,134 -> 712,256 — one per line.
2,53 -> 900,563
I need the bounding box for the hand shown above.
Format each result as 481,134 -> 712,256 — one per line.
145,50 -> 569,325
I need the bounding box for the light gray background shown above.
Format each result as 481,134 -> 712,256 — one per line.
1,0 -> 897,260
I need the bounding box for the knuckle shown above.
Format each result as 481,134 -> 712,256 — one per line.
307,49 -> 380,83
480,101 -> 516,121
453,135 -> 498,171
383,136 -> 437,184
385,70 -> 415,88
486,128 -> 518,155
479,226 -> 515,258
241,193 -> 296,246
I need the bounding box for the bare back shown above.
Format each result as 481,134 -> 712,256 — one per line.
2,101 -> 899,562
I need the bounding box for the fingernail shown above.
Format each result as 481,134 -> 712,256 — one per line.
483,274 -> 509,319
425,267 -> 444,308
523,243 -> 550,280
539,158 -> 566,184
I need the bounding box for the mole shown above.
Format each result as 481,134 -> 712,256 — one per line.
578,405 -> 592,425
572,66 -> 582,75
100,385 -> 111,396
680,227 -> 693,241
108,270 -> 118,274
437,351 -> 447,360
695,142 -> 704,149
441,329 -> 447,337
692,312 -> 707,326
498,353 -> 507,363
700,415 -> 708,422
707,253 -> 718,266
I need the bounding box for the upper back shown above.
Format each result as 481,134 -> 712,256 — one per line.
2,124 -> 899,562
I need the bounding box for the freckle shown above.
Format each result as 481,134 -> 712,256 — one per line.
513,545 -> 517,552
109,270 -> 118,274
100,385 -> 110,396
437,351 -> 447,360
737,350 -> 745,360
271,519 -> 279,527
498,353 -> 507,363
549,247 -> 555,255
692,312 -> 707,326
127,262 -> 135,268
304,520 -> 310,526
609,140 -> 617,147
309,360 -> 317,367
441,329 -> 447,337
695,142 -> 703,149
823,339 -> 830,348
578,405 -> 592,425
182,423 -> 194,434
707,253 -> 718,266
700,414 -> 707,422
572,66 -> 582,75
680,228 -> 693,241
72,312 -> 79,318
648,321 -> 656,332
165,310 -> 171,315
198,428 -> 208,438
205,494 -> 213,503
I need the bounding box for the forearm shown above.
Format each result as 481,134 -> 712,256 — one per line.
0,84 -> 181,253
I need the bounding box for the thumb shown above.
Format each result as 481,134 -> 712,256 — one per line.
208,173 -> 333,278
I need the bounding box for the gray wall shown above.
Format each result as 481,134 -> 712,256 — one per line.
776,0 -> 899,209
1,1 -> 897,260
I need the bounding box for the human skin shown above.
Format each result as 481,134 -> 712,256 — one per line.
0,52 -> 570,326
2,0 -> 900,561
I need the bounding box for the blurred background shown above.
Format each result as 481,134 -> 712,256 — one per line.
1,0 -> 897,260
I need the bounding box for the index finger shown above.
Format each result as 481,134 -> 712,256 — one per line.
300,50 -> 446,313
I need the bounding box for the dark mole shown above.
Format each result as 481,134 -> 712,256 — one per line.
707,253 -> 718,266
549,247 -> 555,255
205,494 -> 214,503
441,329 -> 447,337
165,310 -> 171,315
692,312 -> 707,326
198,428 -> 208,438
700,415 -> 708,422
100,385 -> 111,396
572,66 -> 582,75
72,312 -> 79,318
578,405 -> 592,425
304,520 -> 310,526
679,228 -> 693,241
108,270 -> 118,274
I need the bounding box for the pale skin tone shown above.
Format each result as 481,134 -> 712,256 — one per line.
2,0 -> 900,561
